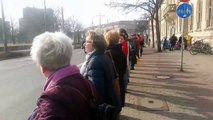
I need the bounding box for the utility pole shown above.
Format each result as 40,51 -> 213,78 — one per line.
91,19 -> 94,27
44,0 -> 47,31
97,13 -> 104,28
61,7 -> 64,32
1,0 -> 7,52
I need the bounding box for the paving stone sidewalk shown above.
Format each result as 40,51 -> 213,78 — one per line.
120,47 -> 213,120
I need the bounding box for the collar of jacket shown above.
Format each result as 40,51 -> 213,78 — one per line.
44,65 -> 80,91
86,49 -> 104,61
86,50 -> 96,61
107,44 -> 122,51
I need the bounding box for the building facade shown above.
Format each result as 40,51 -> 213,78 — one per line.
87,20 -> 148,36
19,7 -> 55,42
160,0 -> 213,46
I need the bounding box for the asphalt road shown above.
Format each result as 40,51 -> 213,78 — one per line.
0,48 -> 85,120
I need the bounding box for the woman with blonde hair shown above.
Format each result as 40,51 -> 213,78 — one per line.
105,29 -> 127,107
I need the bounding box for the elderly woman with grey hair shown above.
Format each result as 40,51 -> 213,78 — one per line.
28,32 -> 98,120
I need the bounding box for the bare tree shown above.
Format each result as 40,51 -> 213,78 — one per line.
139,10 -> 155,48
53,9 -> 84,45
63,17 -> 84,44
64,17 -> 83,34
10,18 -> 18,44
135,19 -> 148,34
53,8 -> 61,31
107,0 -> 163,52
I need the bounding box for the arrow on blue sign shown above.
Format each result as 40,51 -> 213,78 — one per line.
176,3 -> 192,19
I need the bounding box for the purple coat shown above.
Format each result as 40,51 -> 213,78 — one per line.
30,65 -> 99,120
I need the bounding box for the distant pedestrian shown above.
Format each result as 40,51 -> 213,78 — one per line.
178,35 -> 187,50
28,32 -> 99,120
148,39 -> 151,46
162,37 -> 169,50
137,34 -> 143,57
169,34 -> 178,51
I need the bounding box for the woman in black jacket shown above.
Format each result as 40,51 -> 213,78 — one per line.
105,29 -> 127,107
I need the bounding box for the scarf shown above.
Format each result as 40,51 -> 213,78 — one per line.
80,50 -> 96,74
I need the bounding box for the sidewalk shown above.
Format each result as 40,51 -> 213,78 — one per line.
121,47 -> 213,120
0,50 -> 30,61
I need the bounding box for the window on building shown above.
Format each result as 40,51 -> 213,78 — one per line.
167,0 -> 175,4
188,4 -> 194,31
206,0 -> 213,27
196,1 -> 202,29
171,0 -> 175,4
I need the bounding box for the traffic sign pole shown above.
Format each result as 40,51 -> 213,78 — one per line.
176,3 -> 192,72
180,18 -> 185,72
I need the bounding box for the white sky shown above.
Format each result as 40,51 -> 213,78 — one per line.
1,0 -> 146,27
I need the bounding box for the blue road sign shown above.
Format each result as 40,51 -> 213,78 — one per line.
176,3 -> 192,18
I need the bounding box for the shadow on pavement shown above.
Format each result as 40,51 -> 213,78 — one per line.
120,115 -> 141,120
122,47 -> 213,120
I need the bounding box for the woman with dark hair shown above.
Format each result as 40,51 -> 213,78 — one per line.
80,30 -> 121,113
118,28 -> 130,92
119,28 -> 129,58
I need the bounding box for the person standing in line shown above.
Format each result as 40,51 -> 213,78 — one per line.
128,34 -> 137,70
104,29 -> 127,108
80,30 -> 121,113
28,32 -> 99,120
137,34 -> 143,57
119,28 -> 130,91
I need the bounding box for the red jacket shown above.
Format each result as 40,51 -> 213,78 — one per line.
137,36 -> 143,48
120,41 -> 128,58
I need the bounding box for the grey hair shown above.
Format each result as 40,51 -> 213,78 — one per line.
30,32 -> 73,71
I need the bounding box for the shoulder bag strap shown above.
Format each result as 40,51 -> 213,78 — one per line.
59,81 -> 97,108
58,84 -> 88,102
106,50 -> 119,78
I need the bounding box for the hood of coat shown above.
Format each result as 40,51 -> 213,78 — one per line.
107,44 -> 122,51
44,65 -> 80,91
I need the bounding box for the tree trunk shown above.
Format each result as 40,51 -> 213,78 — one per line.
155,10 -> 162,52
151,16 -> 155,48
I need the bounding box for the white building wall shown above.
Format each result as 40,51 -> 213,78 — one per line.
159,0 -> 213,46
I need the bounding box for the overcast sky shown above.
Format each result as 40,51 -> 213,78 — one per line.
1,0 -> 146,27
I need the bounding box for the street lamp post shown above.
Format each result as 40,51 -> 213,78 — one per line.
61,7 -> 64,32
44,0 -> 47,31
97,13 -> 104,28
1,0 -> 7,52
